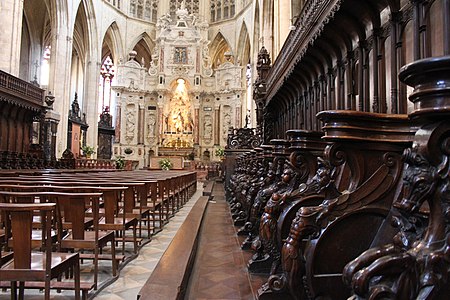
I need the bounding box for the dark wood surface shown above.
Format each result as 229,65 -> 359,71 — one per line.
137,194 -> 209,300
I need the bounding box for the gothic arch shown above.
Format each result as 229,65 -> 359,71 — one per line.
102,22 -> 124,64
70,0 -> 99,111
130,32 -> 155,68
236,22 -> 251,66
261,0 -> 274,54
253,0 -> 261,58
210,32 -> 233,69
20,0 -> 52,81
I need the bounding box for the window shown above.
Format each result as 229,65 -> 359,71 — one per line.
105,0 -> 121,9
130,0 -> 158,22
40,45 -> 51,86
169,0 -> 199,19
210,0 -> 235,22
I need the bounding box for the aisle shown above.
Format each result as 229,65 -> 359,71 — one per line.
94,182 -> 204,300
185,182 -> 261,300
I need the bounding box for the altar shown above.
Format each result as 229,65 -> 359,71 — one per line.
149,155 -> 185,170
158,147 -> 194,157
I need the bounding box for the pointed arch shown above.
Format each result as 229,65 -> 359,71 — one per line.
130,32 -> 155,68
236,22 -> 251,66
102,22 -> 124,63
253,0 -> 261,57
261,0 -> 274,55
20,0 -> 52,81
209,32 -> 233,69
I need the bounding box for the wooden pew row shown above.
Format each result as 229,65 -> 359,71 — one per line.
0,169 -> 198,298
3,170 -> 196,237
0,171 -> 196,243
137,195 -> 209,300
0,184 -> 137,256
0,191 -> 111,297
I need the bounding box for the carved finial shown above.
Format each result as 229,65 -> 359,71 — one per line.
129,50 -> 137,61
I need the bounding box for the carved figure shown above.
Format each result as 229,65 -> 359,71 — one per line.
147,114 -> 156,137
156,13 -> 172,29
254,166 -> 296,274
204,116 -> 212,138
125,106 -> 135,138
343,131 -> 450,299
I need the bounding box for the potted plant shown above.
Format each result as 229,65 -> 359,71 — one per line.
81,145 -> 95,158
215,147 -> 225,159
159,158 -> 173,170
115,156 -> 125,170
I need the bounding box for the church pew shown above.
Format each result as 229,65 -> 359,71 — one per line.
137,195 -> 209,300
0,184 -> 137,255
0,190 -> 115,291
8,170 -> 197,236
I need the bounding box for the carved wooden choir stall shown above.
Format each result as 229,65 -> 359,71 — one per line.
224,0 -> 450,299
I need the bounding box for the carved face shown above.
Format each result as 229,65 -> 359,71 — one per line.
395,151 -> 437,213
282,167 -> 293,183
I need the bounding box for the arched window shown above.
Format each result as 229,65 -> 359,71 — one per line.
169,0 -> 199,19
40,45 -> 51,86
130,0 -> 158,22
210,0 -> 235,22
105,0 -> 121,9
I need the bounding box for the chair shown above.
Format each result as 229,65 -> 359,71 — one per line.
54,192 -> 117,290
0,202 -> 81,300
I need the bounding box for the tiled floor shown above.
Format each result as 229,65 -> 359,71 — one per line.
0,182 -> 264,299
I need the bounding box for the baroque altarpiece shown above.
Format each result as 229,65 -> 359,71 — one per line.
112,5 -> 244,168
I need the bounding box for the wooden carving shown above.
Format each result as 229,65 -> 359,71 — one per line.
344,56 -> 450,299
262,111 -> 416,300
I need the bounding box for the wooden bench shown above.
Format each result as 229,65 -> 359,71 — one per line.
0,281 -> 94,300
202,181 -> 214,197
137,195 -> 209,300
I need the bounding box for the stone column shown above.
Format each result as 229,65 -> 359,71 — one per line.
48,18 -> 73,158
0,0 -> 23,76
277,0 -> 291,54
214,106 -> 220,145
194,105 -> 200,145
158,103 -> 164,145
138,103 -> 145,144
44,110 -> 60,161
115,102 -> 121,143
235,105 -> 241,128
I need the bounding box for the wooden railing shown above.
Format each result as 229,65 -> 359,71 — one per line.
0,70 -> 44,107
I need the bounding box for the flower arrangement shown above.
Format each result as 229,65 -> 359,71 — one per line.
215,147 -> 225,158
81,145 -> 95,157
159,158 -> 173,170
115,156 -> 125,170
